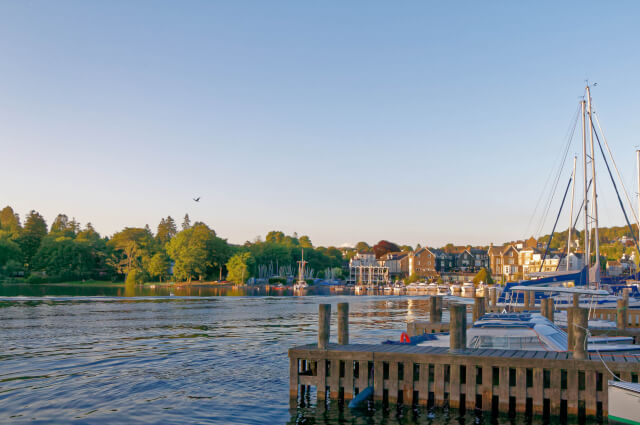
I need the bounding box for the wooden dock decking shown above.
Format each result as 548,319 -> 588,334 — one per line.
289,342 -> 640,418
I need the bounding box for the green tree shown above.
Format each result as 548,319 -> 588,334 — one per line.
299,235 -> 313,248
17,210 -> 47,268
50,214 -> 79,238
354,241 -> 371,252
166,223 -> 228,282
156,216 -> 177,246
0,237 -> 22,276
265,231 -> 286,244
147,252 -> 170,282
0,206 -> 21,237
472,268 -> 494,286
32,237 -> 93,281
226,252 -> 254,283
182,214 -> 191,230
108,227 -> 155,281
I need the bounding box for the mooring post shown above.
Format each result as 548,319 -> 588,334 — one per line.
623,288 -> 630,305
547,298 -> 554,323
430,296 -> 442,323
567,308 -> 575,351
540,298 -> 548,319
449,303 -> 467,351
318,304 -> 331,349
523,291 -> 529,310
617,298 -> 627,330
490,287 -> 497,308
572,307 -> 588,360
473,296 -> 485,322
337,302 -> 349,345
573,293 -> 580,308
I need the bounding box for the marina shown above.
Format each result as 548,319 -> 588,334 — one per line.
289,296 -> 640,421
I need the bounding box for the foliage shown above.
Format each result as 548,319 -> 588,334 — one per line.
31,237 -> 94,281
147,252 -> 170,282
0,206 -> 21,237
373,240 -> 400,258
354,241 -> 371,252
108,227 -> 156,280
17,210 -> 48,267
226,252 -> 254,283
0,237 -> 23,276
472,268 -> 494,286
156,216 -> 177,247
50,214 -> 79,238
405,273 -> 418,284
268,276 -> 287,284
166,223 -> 230,282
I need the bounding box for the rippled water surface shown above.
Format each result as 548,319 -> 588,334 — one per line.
0,284 -> 598,424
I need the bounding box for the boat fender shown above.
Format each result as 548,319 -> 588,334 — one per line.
400,332 -> 411,344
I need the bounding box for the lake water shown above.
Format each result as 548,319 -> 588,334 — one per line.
0,284 -> 599,424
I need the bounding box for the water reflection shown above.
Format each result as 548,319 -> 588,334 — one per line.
288,399 -> 600,425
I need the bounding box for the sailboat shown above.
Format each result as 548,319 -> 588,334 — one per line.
499,84 -> 640,306
293,249 -> 308,290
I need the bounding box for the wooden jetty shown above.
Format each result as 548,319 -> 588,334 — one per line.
289,299 -> 640,419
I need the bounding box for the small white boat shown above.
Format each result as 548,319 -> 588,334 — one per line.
461,282 -> 475,296
437,284 -> 450,295
608,380 -> 640,425
451,284 -> 462,294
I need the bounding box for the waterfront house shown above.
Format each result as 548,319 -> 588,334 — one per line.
409,247 -> 439,279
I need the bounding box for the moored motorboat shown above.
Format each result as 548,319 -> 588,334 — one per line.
608,380 -> 640,425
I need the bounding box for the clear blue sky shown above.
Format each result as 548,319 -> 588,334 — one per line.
2,1 -> 640,248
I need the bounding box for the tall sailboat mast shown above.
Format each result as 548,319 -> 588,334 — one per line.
637,149 -> 640,244
582,100 -> 590,274
586,85 -> 600,287
567,155 -> 577,271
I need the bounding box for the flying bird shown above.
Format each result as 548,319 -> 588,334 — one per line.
193,197 -> 200,202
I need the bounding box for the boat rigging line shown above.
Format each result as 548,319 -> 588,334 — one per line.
539,174 -> 573,272
524,103 -> 581,239
591,119 -> 640,258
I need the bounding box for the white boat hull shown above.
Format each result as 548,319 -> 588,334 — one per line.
608,381 -> 640,425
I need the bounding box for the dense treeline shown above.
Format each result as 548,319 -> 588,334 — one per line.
0,206 -> 346,284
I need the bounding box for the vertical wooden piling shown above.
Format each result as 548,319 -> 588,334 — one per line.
490,287 -> 497,307
547,297 -> 554,322
573,307 -> 588,360
523,291 -> 530,309
473,297 -> 485,322
337,302 -> 349,345
540,298 -> 548,319
450,303 -> 467,351
617,299 -> 627,330
573,293 -> 580,308
430,296 -> 442,323
567,307 -> 575,351
318,304 -> 330,349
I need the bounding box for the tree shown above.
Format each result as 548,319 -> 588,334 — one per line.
299,235 -> 313,248
182,214 -> 191,230
472,268 -> 494,286
32,237 -> 93,281
0,206 -> 21,237
147,252 -> 170,282
354,241 -> 371,252
108,227 -> 155,281
17,210 -> 47,267
0,237 -> 22,276
373,240 -> 400,258
226,252 -> 254,283
50,214 -> 79,238
166,223 -> 228,282
156,216 -> 177,246
265,231 -> 286,244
